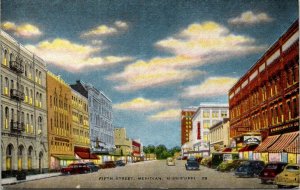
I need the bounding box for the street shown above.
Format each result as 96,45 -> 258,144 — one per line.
4,160 -> 278,189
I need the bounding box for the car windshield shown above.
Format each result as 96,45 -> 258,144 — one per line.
266,164 -> 278,169
188,157 -> 196,161
286,165 -> 299,171
188,162 -> 199,166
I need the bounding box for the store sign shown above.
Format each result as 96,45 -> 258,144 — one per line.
223,154 -> 232,161
244,136 -> 261,145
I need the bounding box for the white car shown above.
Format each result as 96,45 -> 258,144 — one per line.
166,157 -> 175,166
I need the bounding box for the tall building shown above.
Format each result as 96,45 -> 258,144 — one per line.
229,20 -> 299,163
70,81 -> 114,158
209,118 -> 230,153
114,128 -> 132,162
47,72 -> 74,170
181,107 -> 198,145
189,103 -> 229,157
1,30 -> 48,177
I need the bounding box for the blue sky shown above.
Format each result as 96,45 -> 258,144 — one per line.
2,0 -> 298,148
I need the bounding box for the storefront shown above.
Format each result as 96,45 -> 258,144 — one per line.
51,155 -> 78,170
74,146 -> 100,164
254,134 -> 281,163
284,134 -> 299,164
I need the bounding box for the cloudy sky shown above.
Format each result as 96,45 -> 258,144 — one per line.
2,0 -> 298,148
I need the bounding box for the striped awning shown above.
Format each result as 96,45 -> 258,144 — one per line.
284,135 -> 300,154
254,135 -> 280,152
268,132 -> 299,153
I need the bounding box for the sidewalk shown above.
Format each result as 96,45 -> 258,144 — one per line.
1,172 -> 61,186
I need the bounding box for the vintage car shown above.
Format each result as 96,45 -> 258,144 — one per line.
235,160 -> 265,177
217,159 -> 247,172
166,157 -> 175,166
115,160 -> 126,167
258,162 -> 288,184
99,161 -> 116,169
61,163 -> 90,175
185,160 -> 200,170
85,162 -> 100,172
274,164 -> 300,188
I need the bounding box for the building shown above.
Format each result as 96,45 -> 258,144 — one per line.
70,80 -> 114,162
71,88 -> 99,164
114,128 -> 132,163
47,72 -> 74,170
229,20 -> 299,163
181,107 -> 198,145
1,30 -> 48,177
132,139 -> 141,162
209,118 -> 230,153
188,103 -> 229,157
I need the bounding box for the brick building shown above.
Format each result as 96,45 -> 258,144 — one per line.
180,107 -> 198,145
229,20 -> 299,163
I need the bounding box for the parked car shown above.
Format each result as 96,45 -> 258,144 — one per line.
217,159 -> 247,172
185,160 -> 200,170
115,160 -> 126,167
235,160 -> 265,177
85,162 -> 100,172
61,163 -> 90,175
166,157 -> 175,166
258,162 -> 288,184
275,164 -> 300,188
99,161 -> 116,169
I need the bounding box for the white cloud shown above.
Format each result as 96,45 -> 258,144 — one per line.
114,21 -> 128,29
113,97 -> 178,111
25,38 -> 133,72
2,21 -> 42,38
81,21 -> 129,38
182,77 -> 238,98
148,109 -> 181,121
107,56 -> 205,91
228,11 -> 273,25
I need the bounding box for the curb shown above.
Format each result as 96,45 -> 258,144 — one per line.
1,173 -> 61,186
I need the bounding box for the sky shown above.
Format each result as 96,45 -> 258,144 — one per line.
1,0 -> 298,148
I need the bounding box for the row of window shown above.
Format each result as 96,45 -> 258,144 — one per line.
5,144 -> 34,171
2,49 -> 44,86
50,141 -> 72,153
71,95 -> 88,112
202,110 -> 228,118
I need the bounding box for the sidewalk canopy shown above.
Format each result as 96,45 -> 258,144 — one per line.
284,135 -> 300,154
53,154 -> 78,160
255,135 -> 280,152
75,146 -> 99,159
222,148 -> 232,152
267,132 -> 299,153
238,144 -> 258,152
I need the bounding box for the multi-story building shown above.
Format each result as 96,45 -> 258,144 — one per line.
47,72 -> 74,170
229,20 -> 299,163
181,107 -> 198,145
70,80 -> 114,161
189,103 -> 229,157
1,30 -> 48,177
114,128 -> 132,162
132,139 -> 141,162
71,88 -> 99,163
209,118 -> 230,153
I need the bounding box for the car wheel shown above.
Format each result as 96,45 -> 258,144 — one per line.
277,185 -> 284,188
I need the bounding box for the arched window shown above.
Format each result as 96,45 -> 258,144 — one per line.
9,53 -> 14,64
35,69 -> 38,83
18,145 -> 24,170
11,108 -> 14,122
30,89 -> 33,105
39,71 -> 42,85
5,107 -> 9,129
26,113 -> 30,133
25,63 -> 28,77
38,116 -> 43,132
25,87 -> 29,103
6,144 -> 13,170
36,92 -> 39,107
4,77 -> 9,95
10,80 -> 14,90
39,94 -> 42,108
28,146 -> 33,170
2,49 -> 8,66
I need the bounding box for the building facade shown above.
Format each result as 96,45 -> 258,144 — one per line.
209,118 -> 230,153
114,128 -> 132,162
70,81 -> 114,156
229,20 -> 299,163
47,72 -> 74,170
181,107 -> 197,145
1,30 -> 48,177
189,103 -> 229,157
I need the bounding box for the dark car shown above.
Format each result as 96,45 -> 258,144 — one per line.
115,160 -> 126,166
217,159 -> 247,172
85,162 -> 100,172
258,162 -> 288,184
100,161 -> 116,169
185,161 -> 200,170
61,163 -> 90,175
235,160 -> 265,177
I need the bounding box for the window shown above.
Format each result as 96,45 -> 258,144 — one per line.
287,101 -> 291,120
203,120 -> 210,129
28,147 -> 33,170
292,98 -> 298,118
203,110 -> 210,118
6,144 -> 13,170
221,110 -> 227,118
212,111 -> 219,118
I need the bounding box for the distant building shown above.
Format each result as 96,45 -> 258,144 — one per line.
70,80 -> 114,161
189,103 -> 229,157
1,30 -> 48,177
209,118 -> 230,153
181,107 -> 198,145
114,128 -> 132,162
132,139 -> 141,162
47,71 -> 73,170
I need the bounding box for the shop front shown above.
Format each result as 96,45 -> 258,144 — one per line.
74,146 -> 100,164
235,133 -> 261,160
50,155 -> 78,171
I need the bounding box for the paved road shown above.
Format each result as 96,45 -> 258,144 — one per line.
4,160 -> 278,189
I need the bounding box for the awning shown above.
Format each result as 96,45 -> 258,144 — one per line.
268,132 -> 299,153
255,135 -> 280,152
222,148 -> 232,152
53,154 -> 78,160
74,146 -> 99,159
284,135 -> 300,154
239,144 -> 258,152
